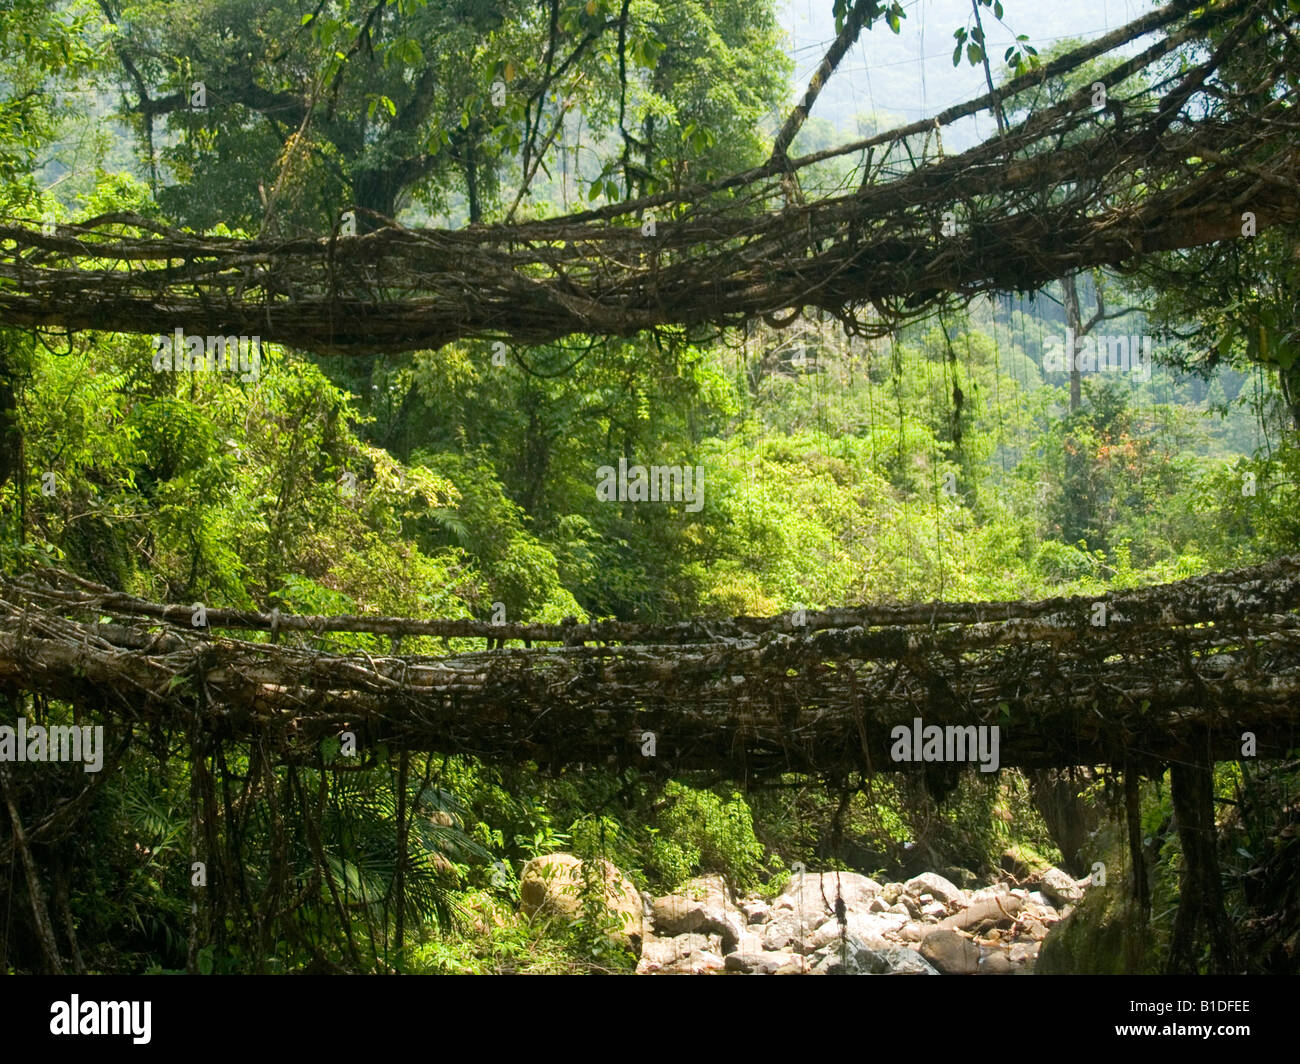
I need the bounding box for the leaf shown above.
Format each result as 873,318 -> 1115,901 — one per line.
994,1 -> 1004,18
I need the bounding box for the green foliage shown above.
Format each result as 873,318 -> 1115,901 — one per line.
647,782 -> 766,892
0,0 -> 97,204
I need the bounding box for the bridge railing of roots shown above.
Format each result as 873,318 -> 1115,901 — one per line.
1,556 -> 1298,973
3,555 -> 1299,779
0,0 -> 1296,354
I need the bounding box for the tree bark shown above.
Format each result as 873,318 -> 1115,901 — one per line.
1124,766 -> 1151,971
1062,271 -> 1082,413
1166,756 -> 1237,974
0,764 -> 64,974
1028,768 -> 1098,877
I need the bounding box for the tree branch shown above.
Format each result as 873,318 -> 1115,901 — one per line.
770,0 -> 879,164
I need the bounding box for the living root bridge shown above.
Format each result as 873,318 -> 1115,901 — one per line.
1,556 -> 1298,781
0,0 -> 1297,354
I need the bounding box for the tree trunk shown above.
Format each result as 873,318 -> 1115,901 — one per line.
0,763 -> 64,974
1028,768 -> 1098,877
349,170 -> 402,230
1166,757 -> 1237,974
1124,766 -> 1151,972
1279,361 -> 1300,433
1062,271 -> 1082,413
0,350 -> 17,488
1059,272 -> 1090,545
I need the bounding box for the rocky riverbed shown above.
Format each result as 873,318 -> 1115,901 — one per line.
519,853 -> 1091,974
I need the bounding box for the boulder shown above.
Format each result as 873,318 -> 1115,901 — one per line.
638,932 -> 711,972
519,853 -> 643,951
872,946 -> 940,975
811,936 -> 876,975
942,866 -> 978,889
650,894 -> 708,936
1009,941 -> 1040,966
934,889 -> 1022,933
978,947 -> 1015,975
813,937 -> 938,976
920,929 -> 981,974
1036,839 -> 1157,974
636,932 -> 725,974
724,951 -> 797,974
904,872 -> 967,909
650,893 -> 745,952
662,949 -> 725,974
774,871 -> 882,917
762,909 -> 821,951
680,875 -> 733,906
710,908 -> 747,954
1034,866 -> 1085,906
804,911 -> 902,953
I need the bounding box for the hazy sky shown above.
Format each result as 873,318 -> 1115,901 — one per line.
779,0 -> 1156,142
